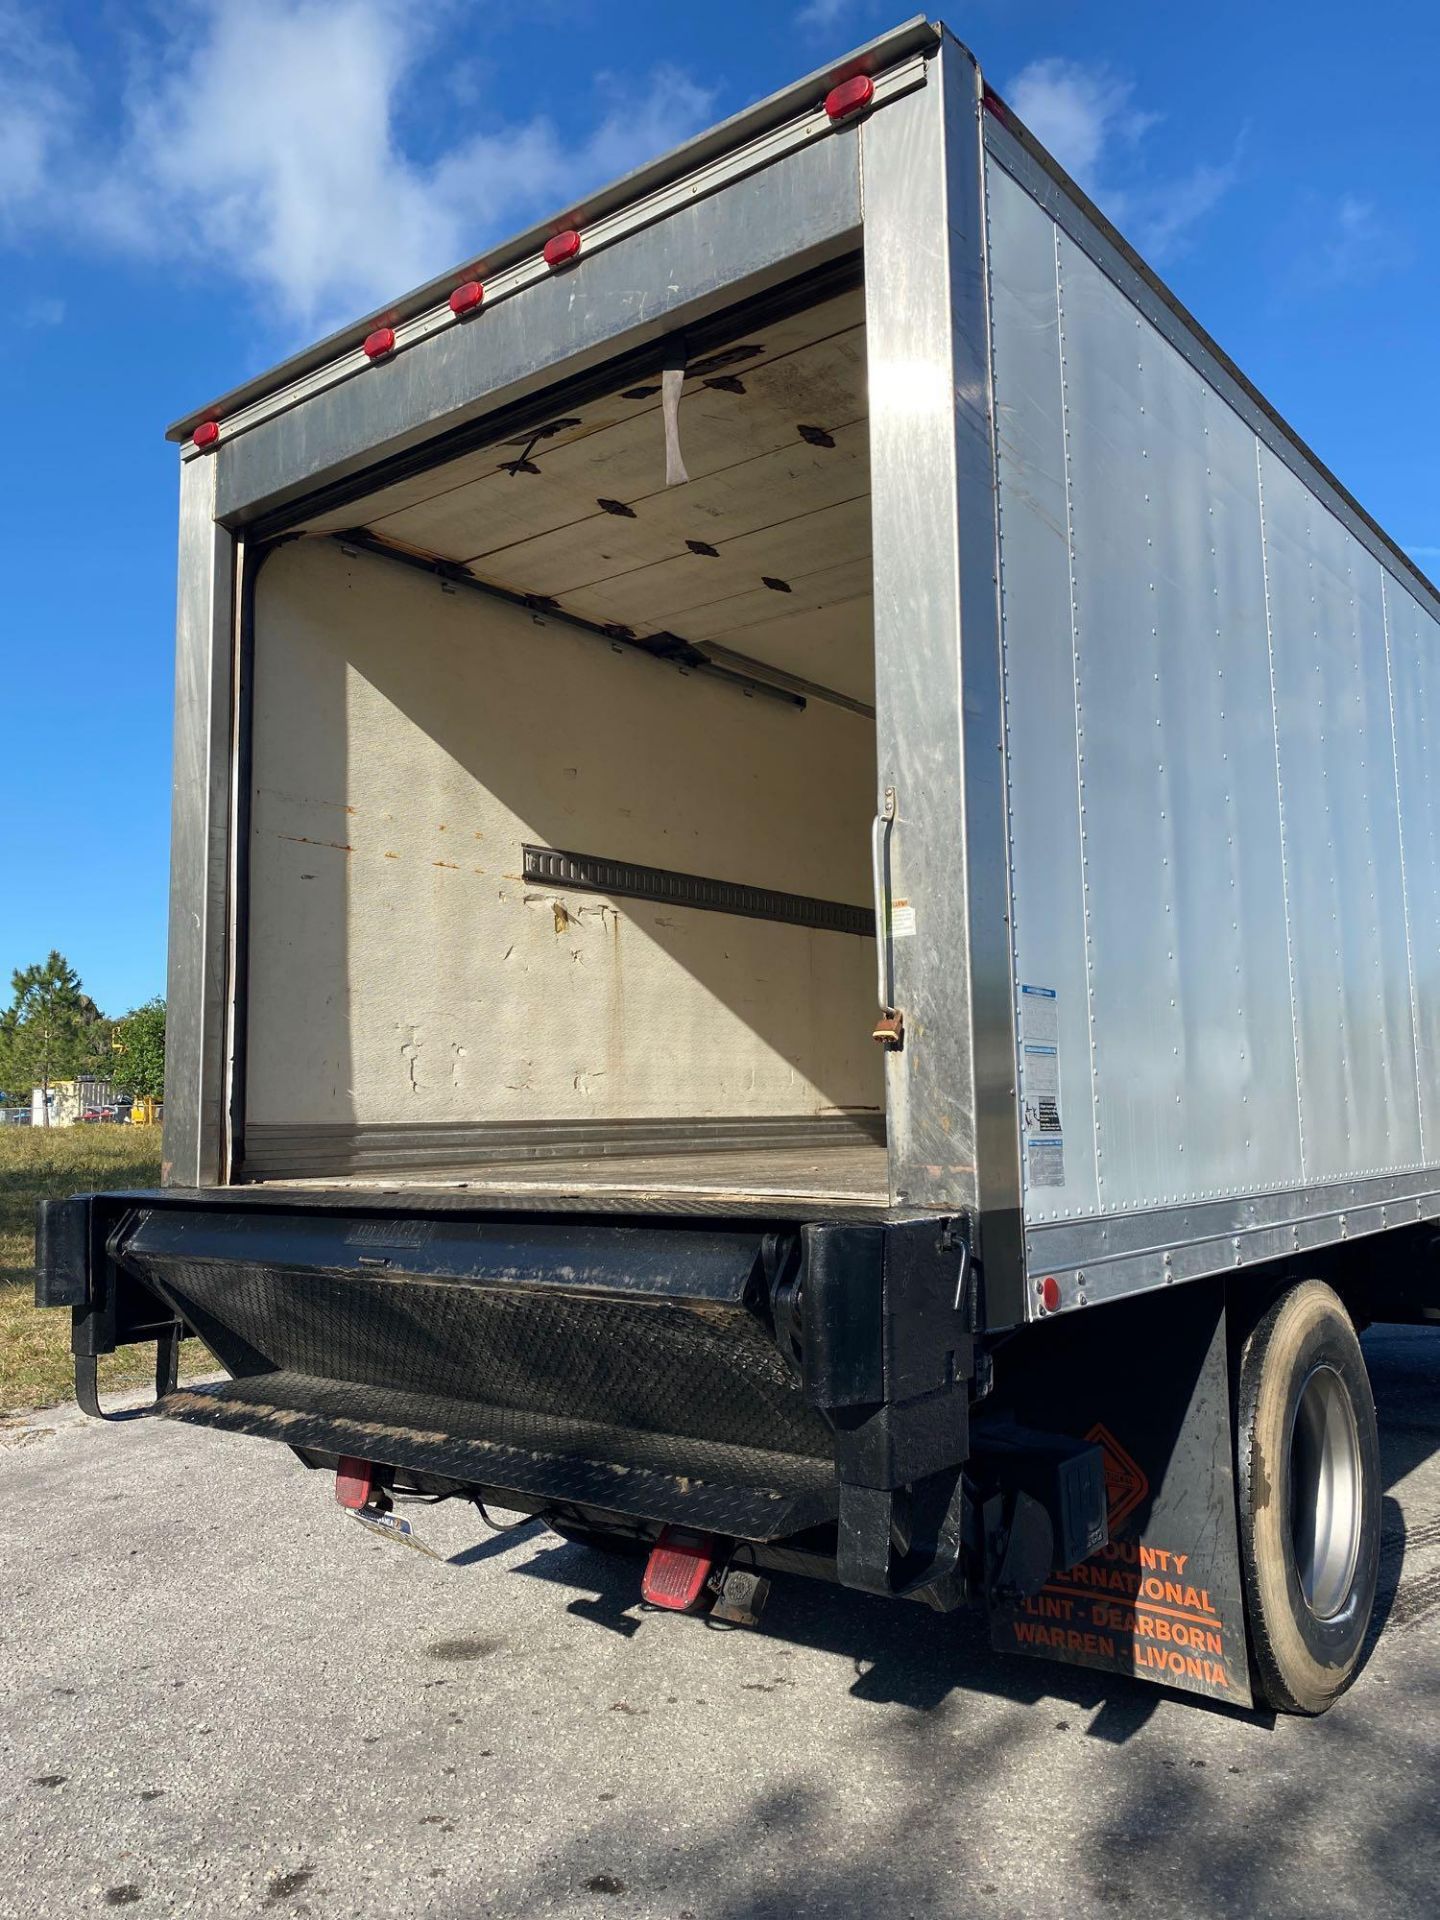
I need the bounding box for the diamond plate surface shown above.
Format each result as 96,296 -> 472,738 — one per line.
129,1256 -> 831,1459
159,1373 -> 837,1538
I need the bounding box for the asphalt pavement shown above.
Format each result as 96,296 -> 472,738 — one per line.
1,1325 -> 1436,1920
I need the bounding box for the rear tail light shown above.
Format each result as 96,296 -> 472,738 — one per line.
362,326 -> 396,360
824,74 -> 874,122
335,1457 -> 376,1509
543,229 -> 582,269
641,1528 -> 719,1611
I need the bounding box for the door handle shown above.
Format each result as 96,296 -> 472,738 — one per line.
871,786 -> 904,1050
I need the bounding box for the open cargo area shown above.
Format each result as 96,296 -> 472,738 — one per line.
243,274 -> 890,1206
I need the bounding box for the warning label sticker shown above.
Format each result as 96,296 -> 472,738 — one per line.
1026,1135 -> 1066,1188
1019,983 -> 1058,1046
1019,986 -> 1063,1189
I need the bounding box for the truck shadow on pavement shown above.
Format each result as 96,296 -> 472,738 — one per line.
511,1326 -> 1437,1742
519,1534 -> 1252,1738
483,1332 -> 1440,1920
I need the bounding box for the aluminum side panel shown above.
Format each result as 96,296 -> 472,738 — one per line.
991,164 -> 1301,1224
979,136 -> 1440,1304
1385,577 -> 1440,1148
1260,447 -> 1421,1180
986,172 -> 1098,1219
1058,243 -> 1301,1211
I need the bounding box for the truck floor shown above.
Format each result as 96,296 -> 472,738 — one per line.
245,1140 -> 892,1210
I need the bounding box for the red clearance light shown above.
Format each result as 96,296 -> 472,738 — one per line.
191,419 -> 220,450
641,1527 -> 718,1612
362,326 -> 396,360
824,73 -> 874,122
543,228 -> 581,269
1039,1275 -> 1062,1315
982,88 -> 1009,124
449,279 -> 485,315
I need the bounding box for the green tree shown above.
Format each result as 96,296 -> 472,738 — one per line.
0,952 -> 111,1120
109,998 -> 167,1104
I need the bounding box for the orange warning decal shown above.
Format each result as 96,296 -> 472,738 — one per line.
1006,1538 -> 1235,1694
1086,1421 -> 1150,1532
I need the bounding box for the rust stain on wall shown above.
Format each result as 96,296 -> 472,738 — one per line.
278,834 -> 353,853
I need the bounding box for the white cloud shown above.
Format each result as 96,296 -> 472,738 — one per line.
1316,193 -> 1409,285
20,295 -> 65,328
1007,56 -> 1237,262
795,0 -> 864,31
1123,160 -> 1237,261
1008,58 -> 1154,198
0,1 -> 79,213
0,1 -> 715,330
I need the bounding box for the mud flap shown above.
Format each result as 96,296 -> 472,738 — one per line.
987,1278 -> 1251,1707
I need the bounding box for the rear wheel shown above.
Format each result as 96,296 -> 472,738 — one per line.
1235,1280 -> 1381,1714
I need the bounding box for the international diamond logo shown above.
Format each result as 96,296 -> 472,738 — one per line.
1086,1422 -> 1150,1533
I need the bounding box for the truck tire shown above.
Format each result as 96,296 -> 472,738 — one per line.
1235,1280 -> 1381,1714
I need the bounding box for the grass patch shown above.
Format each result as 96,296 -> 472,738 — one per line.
1,1126 -> 173,1415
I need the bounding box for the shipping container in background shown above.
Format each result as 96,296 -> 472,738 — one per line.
37,16 -> 1440,1715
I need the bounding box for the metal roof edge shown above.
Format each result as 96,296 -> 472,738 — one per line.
165,15 -> 939,442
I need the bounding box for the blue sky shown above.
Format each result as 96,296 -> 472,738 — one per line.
1,0 -> 1436,1016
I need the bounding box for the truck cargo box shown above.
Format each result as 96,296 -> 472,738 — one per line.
40,17 -> 1440,1716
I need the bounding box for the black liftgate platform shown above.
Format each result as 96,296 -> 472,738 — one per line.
38,1188 -> 1250,1703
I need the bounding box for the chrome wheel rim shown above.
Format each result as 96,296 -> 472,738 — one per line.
1289,1364 -> 1363,1620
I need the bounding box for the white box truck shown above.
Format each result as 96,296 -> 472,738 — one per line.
37,18 -> 1440,1713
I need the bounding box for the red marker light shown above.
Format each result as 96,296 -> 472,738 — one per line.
449,280 -> 485,315
982,88 -> 1009,125
362,326 -> 396,360
191,419 -> 220,450
824,74 -> 874,122
1039,1275 -> 1062,1315
543,229 -> 581,269
641,1528 -> 718,1612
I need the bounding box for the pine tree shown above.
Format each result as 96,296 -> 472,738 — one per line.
0,952 -> 111,1120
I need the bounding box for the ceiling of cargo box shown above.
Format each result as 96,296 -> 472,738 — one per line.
294,285 -> 873,710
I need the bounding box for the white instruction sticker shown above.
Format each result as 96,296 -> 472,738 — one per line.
1019,983 -> 1059,1046
1019,986 -> 1064,1189
1026,1135 -> 1066,1189
890,902 -> 916,938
